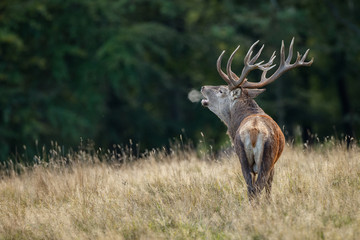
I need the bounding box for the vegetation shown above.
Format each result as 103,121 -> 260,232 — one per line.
0,141 -> 359,239
1,1 -> 359,238
1,0 -> 360,161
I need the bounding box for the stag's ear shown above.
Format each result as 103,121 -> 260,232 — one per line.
230,88 -> 242,101
245,88 -> 266,98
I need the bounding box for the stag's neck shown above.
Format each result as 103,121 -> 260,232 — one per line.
227,99 -> 265,141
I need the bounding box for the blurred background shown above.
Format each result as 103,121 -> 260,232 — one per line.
1,0 -> 359,161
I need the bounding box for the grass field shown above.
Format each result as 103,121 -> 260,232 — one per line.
0,142 -> 359,239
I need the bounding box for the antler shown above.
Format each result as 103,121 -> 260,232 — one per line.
217,41 -> 274,90
217,37 -> 314,90
242,38 -> 313,88
217,50 -> 241,87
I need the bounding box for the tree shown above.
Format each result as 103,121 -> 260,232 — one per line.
1,0 -> 359,163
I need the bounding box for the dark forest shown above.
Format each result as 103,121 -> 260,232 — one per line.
1,0 -> 359,162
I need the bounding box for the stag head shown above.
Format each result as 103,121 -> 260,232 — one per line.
201,85 -> 265,124
201,38 -> 313,122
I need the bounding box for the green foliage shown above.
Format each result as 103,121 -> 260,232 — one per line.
1,0 -> 360,161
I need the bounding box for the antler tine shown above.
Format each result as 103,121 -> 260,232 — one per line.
217,50 -> 233,86
250,44 -> 264,64
255,50 -> 275,71
286,37 -> 294,64
296,51 -> 301,62
242,37 -> 313,89
264,51 -> 276,67
280,40 -> 286,66
300,49 -> 313,65
226,45 -> 241,87
244,40 -> 260,64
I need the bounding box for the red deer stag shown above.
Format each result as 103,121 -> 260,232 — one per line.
201,38 -> 313,200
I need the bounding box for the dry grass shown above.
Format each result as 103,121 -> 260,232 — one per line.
0,142 -> 359,240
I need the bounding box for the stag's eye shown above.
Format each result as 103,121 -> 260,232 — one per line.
219,89 -> 223,94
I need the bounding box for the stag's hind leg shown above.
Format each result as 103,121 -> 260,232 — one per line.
254,141 -> 275,196
235,141 -> 256,200
265,168 -> 274,200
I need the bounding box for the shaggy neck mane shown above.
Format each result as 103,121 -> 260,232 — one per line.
227,98 -> 265,141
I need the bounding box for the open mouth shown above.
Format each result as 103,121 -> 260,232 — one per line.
200,88 -> 209,107
201,98 -> 209,107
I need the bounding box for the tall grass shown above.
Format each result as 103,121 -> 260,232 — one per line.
0,141 -> 359,239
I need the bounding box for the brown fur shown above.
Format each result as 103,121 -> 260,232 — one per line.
249,128 -> 259,147
201,86 -> 285,200
226,94 -> 285,200
234,113 -> 285,200
241,114 -> 285,166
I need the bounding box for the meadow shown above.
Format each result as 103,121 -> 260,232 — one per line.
0,141 -> 359,240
